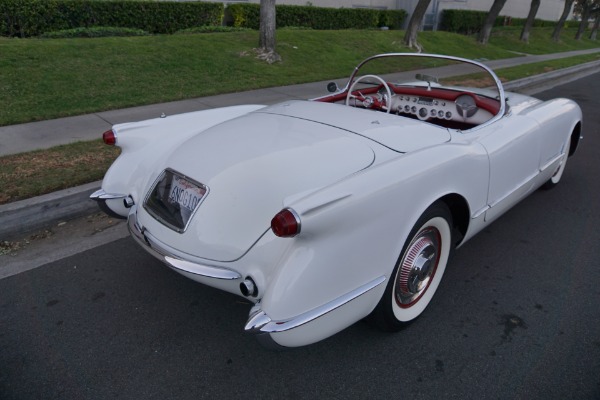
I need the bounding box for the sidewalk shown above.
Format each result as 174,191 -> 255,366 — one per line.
1,49 -> 600,240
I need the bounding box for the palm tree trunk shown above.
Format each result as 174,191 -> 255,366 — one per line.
575,1 -> 593,40
590,14 -> 600,40
259,0 -> 276,52
478,0 -> 508,45
403,0 -> 432,49
520,0 -> 541,43
552,0 -> 575,41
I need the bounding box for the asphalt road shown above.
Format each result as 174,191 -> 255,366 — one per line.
1,74 -> 600,400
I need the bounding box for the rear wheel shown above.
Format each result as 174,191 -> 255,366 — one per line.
369,202 -> 453,331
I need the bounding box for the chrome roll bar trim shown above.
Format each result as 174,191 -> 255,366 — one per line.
347,53 -> 506,120
311,53 -> 506,133
127,206 -> 241,281
244,275 -> 386,334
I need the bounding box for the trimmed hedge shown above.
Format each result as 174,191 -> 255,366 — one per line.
440,9 -> 556,35
439,10 -> 501,35
0,0 -> 224,37
40,26 -> 150,38
1,0 -> 407,38
226,3 -> 406,30
505,17 -> 557,28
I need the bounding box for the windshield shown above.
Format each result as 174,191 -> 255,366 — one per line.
316,53 -> 505,131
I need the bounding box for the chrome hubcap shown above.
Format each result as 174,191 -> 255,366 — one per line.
396,228 -> 441,307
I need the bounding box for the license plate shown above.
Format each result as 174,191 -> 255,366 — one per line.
168,174 -> 206,213
144,169 -> 208,233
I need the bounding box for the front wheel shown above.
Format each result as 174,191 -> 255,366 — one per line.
369,202 -> 453,331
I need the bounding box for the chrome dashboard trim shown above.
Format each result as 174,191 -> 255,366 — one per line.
244,275 -> 386,334
127,206 -> 241,281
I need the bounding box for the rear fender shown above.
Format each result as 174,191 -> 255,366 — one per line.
99,105 -> 265,216
258,141 -> 489,326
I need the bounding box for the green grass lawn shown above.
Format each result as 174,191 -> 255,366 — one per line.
1,27 -> 597,127
494,52 -> 600,81
0,141 -> 120,204
0,26 -> 598,204
488,26 -> 600,55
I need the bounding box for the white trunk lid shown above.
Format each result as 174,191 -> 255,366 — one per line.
139,110 -> 375,262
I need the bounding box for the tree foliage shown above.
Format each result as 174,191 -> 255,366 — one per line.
574,0 -> 600,39
574,0 -> 600,14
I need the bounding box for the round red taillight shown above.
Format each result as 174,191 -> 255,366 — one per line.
271,208 -> 301,237
102,129 -> 117,146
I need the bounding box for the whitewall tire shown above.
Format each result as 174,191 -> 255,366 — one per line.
370,202 -> 453,331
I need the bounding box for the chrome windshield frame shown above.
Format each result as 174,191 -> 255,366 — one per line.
326,53 -> 506,133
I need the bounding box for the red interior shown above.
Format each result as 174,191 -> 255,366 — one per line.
316,84 -> 501,116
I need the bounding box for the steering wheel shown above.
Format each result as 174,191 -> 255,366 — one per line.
455,94 -> 478,120
346,75 -> 393,114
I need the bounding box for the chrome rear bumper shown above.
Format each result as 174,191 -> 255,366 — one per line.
127,206 -> 241,281
127,205 -> 386,348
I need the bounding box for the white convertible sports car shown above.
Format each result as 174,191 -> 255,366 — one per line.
91,53 -> 582,348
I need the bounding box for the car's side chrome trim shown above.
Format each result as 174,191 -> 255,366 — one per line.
472,206 -> 489,219
245,276 -> 386,334
90,189 -> 128,219
487,171 -> 538,209
539,151 -> 565,173
128,207 -> 241,281
90,189 -> 127,201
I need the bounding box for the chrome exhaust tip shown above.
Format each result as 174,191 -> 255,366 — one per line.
123,195 -> 135,208
240,278 -> 258,297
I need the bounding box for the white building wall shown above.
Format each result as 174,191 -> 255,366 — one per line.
222,0 -> 397,8
219,0 -> 572,22
436,0 -> 570,22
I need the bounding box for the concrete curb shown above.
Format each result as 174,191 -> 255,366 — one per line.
504,59 -> 600,94
1,63 -> 598,241
0,181 -> 101,241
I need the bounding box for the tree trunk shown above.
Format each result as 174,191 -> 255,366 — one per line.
552,0 -> 575,41
478,0 -> 508,45
591,14 -> 600,39
403,0 -> 432,50
575,0 -> 592,40
520,0 -> 541,43
259,0 -> 276,52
